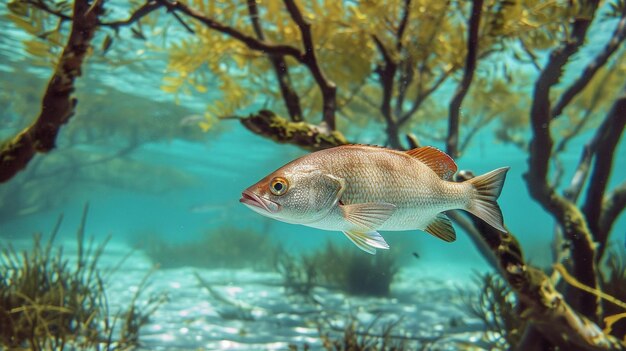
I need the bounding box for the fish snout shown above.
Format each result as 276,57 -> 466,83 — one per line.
239,190 -> 280,214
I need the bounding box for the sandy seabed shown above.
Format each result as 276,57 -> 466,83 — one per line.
106,242 -> 492,350
5,239 -> 491,350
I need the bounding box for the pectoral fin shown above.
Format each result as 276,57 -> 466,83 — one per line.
425,213 -> 456,242
340,202 -> 396,230
342,230 -> 390,255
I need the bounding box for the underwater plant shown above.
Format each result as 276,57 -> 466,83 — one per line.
313,242 -> 398,297
312,315 -> 411,351
0,206 -> 161,350
277,242 -> 398,297
142,226 -> 278,270
275,250 -> 318,298
464,273 -> 525,350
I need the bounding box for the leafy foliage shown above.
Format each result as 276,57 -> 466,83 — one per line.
157,0 -> 578,147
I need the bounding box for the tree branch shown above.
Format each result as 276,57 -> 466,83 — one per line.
283,0 -> 337,130
599,182 -> 626,243
551,12 -> 626,119
528,2 -> 598,187
24,0 -> 72,21
239,110 -> 346,151
372,35 -> 396,125
394,58 -> 413,119
525,1 -> 601,320
26,0 -> 167,30
100,0 -> 162,28
582,84 -> 626,260
246,0 -> 302,122
393,0 -> 412,119
395,0 -> 411,51
552,69 -> 607,189
158,0 -> 302,58
399,66 -> 454,125
372,34 -> 402,148
446,0 -> 483,158
0,0 -> 102,183
563,141 -> 595,202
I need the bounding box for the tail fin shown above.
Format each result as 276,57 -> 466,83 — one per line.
465,167 -> 509,232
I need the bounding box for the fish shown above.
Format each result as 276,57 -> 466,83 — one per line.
240,145 -> 509,254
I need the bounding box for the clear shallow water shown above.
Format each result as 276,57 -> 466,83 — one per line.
1,2 -> 626,350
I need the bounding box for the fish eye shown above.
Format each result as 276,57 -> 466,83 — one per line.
270,177 -> 288,196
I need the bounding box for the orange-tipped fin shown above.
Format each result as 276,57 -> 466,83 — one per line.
406,146 -> 458,180
465,167 -> 509,232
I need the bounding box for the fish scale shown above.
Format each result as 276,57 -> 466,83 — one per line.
314,147 -> 468,231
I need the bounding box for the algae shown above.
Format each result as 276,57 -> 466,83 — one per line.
0,205 -> 161,350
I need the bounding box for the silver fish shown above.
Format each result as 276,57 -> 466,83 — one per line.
240,145 -> 509,254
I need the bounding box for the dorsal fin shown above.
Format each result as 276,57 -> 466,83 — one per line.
406,146 -> 458,180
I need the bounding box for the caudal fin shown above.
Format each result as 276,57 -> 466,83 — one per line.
465,167 -> 509,232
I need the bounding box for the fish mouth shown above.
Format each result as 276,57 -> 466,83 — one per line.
239,190 -> 280,214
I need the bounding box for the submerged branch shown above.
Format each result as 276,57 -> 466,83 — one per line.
551,12 -> 626,119
399,66 -> 454,125
525,1 -> 600,320
552,67 -> 608,189
372,34 -> 402,148
527,2 -> 598,188
246,0 -> 302,122
27,0 -> 166,30
583,85 -> 626,260
283,0 -> 337,130
239,110 -> 346,151
157,0 -> 302,58
0,0 -> 102,183
446,0 -> 483,158
100,1 -> 162,29
393,0 -> 413,117
599,182 -> 626,244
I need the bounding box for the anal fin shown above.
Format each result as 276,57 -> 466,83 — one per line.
342,230 -> 390,255
425,213 -> 456,242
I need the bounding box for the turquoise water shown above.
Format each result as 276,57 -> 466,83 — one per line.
1,2 -> 626,350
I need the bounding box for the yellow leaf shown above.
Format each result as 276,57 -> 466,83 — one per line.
194,84 -> 208,93
199,121 -> 212,132
24,39 -> 50,58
